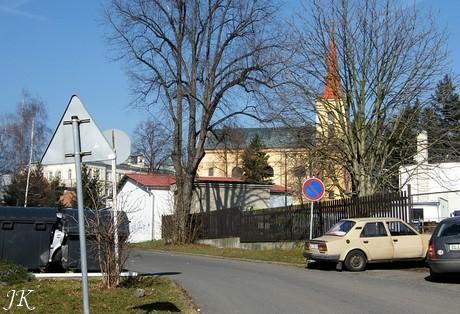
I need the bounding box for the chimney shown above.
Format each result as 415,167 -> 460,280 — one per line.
415,131 -> 428,164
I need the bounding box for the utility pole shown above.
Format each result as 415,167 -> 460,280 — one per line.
24,118 -> 35,207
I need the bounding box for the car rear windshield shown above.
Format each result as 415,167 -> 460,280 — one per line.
435,220 -> 460,237
325,220 -> 356,236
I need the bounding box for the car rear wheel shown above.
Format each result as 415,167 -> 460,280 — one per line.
344,250 -> 367,272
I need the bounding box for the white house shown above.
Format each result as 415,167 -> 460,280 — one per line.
400,131 -> 460,222
118,174 -> 175,243
42,155 -> 150,189
118,173 -> 291,242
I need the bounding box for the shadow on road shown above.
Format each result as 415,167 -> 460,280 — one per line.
367,260 -> 427,271
306,260 -> 428,272
132,301 -> 181,313
425,274 -> 460,284
305,262 -> 337,271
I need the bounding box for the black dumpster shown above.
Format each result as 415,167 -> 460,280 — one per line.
0,206 -> 57,270
61,208 -> 129,271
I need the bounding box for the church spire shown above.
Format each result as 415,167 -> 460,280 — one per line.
322,39 -> 341,99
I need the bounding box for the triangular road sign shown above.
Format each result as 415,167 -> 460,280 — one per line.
41,95 -> 115,165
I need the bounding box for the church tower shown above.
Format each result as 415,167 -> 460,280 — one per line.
314,38 -> 350,198
315,39 -> 344,137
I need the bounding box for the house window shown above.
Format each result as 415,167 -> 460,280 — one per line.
265,166 -> 274,177
68,169 -> 72,180
48,172 -> 53,180
55,171 -> 61,179
327,111 -> 335,137
208,167 -> 215,176
293,166 -> 305,178
232,167 -> 243,177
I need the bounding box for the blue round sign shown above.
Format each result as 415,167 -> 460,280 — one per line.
302,178 -> 325,201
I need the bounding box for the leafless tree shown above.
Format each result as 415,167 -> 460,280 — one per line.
269,0 -> 447,197
85,191 -> 139,288
106,0 -> 282,242
133,119 -> 172,172
0,91 -> 50,173
209,124 -> 246,177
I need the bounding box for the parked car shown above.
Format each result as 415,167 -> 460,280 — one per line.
426,216 -> 460,278
303,217 -> 430,271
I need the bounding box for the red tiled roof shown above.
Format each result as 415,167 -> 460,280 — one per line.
125,173 -> 175,187
271,185 -> 289,193
124,173 -> 290,193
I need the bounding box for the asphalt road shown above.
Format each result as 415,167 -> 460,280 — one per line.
127,250 -> 460,314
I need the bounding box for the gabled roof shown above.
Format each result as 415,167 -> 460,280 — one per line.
121,173 -> 288,193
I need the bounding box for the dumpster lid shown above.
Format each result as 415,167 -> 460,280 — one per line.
62,208 -> 129,236
0,206 -> 57,222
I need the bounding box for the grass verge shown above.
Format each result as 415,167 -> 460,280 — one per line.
0,276 -> 197,314
131,240 -> 306,265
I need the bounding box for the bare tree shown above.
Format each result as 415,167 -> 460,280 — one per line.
208,124 -> 246,177
106,0 -> 282,242
270,0 -> 447,196
86,206 -> 131,289
133,119 -> 172,172
0,91 -> 50,173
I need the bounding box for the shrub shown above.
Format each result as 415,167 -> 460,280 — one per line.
0,260 -> 33,285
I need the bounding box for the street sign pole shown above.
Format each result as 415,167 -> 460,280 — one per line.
302,177 -> 326,240
65,115 -> 90,314
42,96 -> 119,314
309,201 -> 314,240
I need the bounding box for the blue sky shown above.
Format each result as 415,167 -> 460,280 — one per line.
0,0 -> 459,138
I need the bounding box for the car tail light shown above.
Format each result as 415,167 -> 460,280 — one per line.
318,243 -> 327,252
428,242 -> 435,260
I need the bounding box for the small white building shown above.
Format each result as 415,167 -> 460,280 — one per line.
118,174 -> 291,242
118,174 -> 175,243
400,131 -> 460,222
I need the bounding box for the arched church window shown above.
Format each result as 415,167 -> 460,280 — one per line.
231,167 -> 243,177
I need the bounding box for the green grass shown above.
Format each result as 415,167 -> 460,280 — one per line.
131,240 -> 306,265
0,276 -> 196,314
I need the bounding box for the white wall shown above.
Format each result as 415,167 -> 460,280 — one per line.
118,180 -> 151,243
400,162 -> 460,221
270,193 -> 293,208
118,179 -> 174,242
150,188 -> 174,240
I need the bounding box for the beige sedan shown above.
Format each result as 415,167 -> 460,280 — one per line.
303,218 -> 430,271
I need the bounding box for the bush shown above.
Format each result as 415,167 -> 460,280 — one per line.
0,260 -> 33,285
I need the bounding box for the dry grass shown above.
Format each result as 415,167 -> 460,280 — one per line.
0,276 -> 197,314
131,240 -> 306,265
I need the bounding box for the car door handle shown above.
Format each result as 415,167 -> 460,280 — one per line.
393,239 -> 398,242
363,240 -> 369,244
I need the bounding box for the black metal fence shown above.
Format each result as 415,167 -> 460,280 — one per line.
162,191 -> 412,243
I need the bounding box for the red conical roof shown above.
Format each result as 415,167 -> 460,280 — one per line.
322,39 -> 341,99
